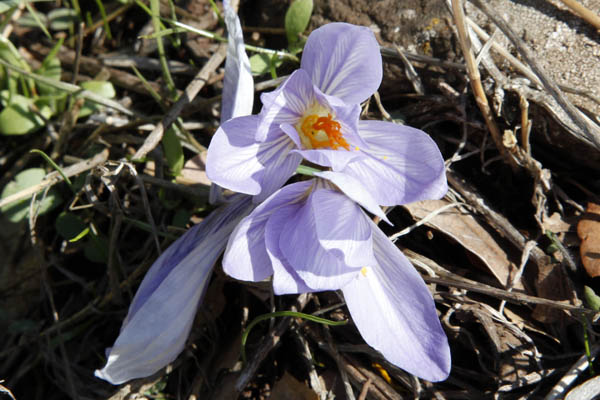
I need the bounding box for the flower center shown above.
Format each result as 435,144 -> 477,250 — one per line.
296,108 -> 349,151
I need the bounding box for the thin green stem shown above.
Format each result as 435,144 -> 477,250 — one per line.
241,311 -> 347,364
295,165 -> 321,176
150,0 -> 177,98
30,149 -> 75,193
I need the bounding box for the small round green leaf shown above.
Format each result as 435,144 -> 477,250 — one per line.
0,92 -> 53,135
0,168 -> 62,222
55,211 -> 87,240
78,80 -> 116,117
284,0 -> 313,47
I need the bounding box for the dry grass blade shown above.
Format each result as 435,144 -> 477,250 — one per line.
131,44 -> 227,161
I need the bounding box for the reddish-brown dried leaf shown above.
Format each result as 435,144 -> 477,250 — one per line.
577,202 -> 600,278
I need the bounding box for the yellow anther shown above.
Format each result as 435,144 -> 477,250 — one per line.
361,267 -> 368,277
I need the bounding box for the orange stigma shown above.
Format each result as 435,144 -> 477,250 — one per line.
300,113 -> 350,150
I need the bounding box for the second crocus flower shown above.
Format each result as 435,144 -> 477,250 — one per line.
223,179 -> 451,381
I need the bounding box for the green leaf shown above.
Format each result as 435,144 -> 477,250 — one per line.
37,57 -> 61,86
249,53 -> 283,76
284,0 -> 312,47
162,126 -> 184,176
584,286 -> 600,311
0,1 -> 19,14
0,168 -> 62,222
84,233 -> 109,263
55,211 -> 87,240
48,8 -> 79,31
0,91 -> 53,135
17,10 -> 48,28
172,209 -> 191,229
78,80 -> 116,117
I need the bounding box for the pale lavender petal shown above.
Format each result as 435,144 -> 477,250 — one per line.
223,180 -> 314,282
301,23 -> 382,104
254,150 -> 302,203
206,115 -> 299,199
264,202 -> 314,294
221,0 -> 254,122
292,148 -> 363,170
279,188 -> 374,290
342,222 -> 451,382
343,120 -> 447,206
314,170 -> 389,223
256,69 -> 315,142
95,195 -> 253,384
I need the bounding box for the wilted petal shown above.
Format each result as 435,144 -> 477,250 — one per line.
221,0 -> 254,122
301,23 -> 382,104
343,120 -> 447,206
265,202 -> 314,294
223,180 -> 313,282
314,170 -> 389,223
256,69 -> 315,141
342,222 -> 451,382
279,188 -> 374,290
95,195 -> 253,384
206,115 -> 300,199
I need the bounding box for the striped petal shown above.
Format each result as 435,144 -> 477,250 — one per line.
264,201 -> 314,294
221,0 -> 254,122
95,195 -> 253,384
206,115 -> 301,200
223,180 -> 313,282
343,120 -> 447,206
278,187 -> 374,290
342,221 -> 451,382
256,69 -> 315,142
301,23 -> 382,104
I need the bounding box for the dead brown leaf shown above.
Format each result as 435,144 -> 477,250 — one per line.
404,199 -> 523,289
270,372 -> 319,400
577,202 -> 600,278
180,151 -> 212,186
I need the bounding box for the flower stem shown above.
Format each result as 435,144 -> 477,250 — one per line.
241,311 -> 347,364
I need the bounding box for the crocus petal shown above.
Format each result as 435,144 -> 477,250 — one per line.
265,202 -> 314,294
95,195 -> 253,384
221,0 -> 254,122
314,170 -> 389,223
223,180 -> 313,282
206,115 -> 300,200
256,69 -> 315,142
342,120 -> 447,206
342,222 -> 451,382
301,23 -> 382,104
292,148 -> 363,171
279,188 -> 374,290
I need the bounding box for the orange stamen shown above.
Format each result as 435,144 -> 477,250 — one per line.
300,114 -> 350,150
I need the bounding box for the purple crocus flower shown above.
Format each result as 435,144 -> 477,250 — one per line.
223,179 -> 451,381
206,21 -> 450,380
206,22 -> 447,205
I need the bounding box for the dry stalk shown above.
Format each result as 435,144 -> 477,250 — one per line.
450,0 -> 518,170
556,0 -> 600,30
132,44 -> 227,161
